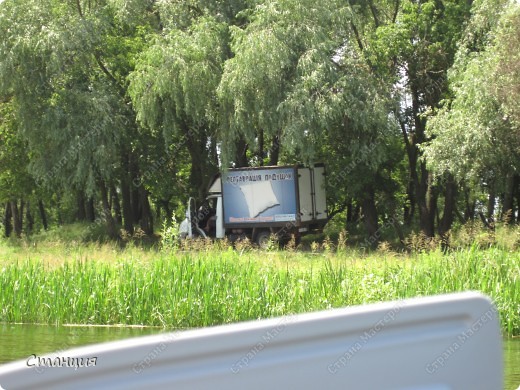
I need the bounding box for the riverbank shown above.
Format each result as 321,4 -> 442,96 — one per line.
0,242 -> 518,335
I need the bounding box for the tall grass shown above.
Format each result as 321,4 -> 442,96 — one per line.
0,245 -> 518,335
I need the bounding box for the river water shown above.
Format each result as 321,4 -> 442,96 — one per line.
0,324 -> 518,388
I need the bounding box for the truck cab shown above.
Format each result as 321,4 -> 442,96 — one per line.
179,195 -> 223,240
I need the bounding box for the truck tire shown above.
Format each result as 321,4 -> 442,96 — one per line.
255,230 -> 272,249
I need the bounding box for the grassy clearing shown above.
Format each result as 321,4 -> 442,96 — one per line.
0,241 -> 518,335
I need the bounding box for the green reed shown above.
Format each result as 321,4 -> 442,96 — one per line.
0,246 -> 518,335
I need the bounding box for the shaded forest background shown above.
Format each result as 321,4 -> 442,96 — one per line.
0,0 -> 519,245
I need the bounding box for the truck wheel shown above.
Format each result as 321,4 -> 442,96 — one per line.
255,231 -> 272,249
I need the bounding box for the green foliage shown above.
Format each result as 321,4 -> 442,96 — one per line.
0,0 -> 519,241
130,16 -> 228,137
160,214 -> 180,252
0,246 -> 517,334
0,0 -> 133,193
424,52 -> 505,181
217,0 -> 350,162
494,4 -> 520,128
424,1 -> 520,185
129,11 -> 225,196
0,100 -> 34,202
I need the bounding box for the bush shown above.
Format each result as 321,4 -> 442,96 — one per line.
160,214 -> 180,251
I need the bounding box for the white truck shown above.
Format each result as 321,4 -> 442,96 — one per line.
179,165 -> 327,246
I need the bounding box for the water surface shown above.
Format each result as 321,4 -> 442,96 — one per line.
0,323 -> 163,364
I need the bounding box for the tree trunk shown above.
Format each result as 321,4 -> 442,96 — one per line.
464,189 -> 476,221
111,184 -> 122,225
18,199 -> 24,233
502,173 -> 515,224
3,202 -> 12,237
120,150 -> 135,234
55,193 -> 63,225
99,181 -> 117,238
514,174 -> 520,222
487,189 -> 496,220
257,129 -> 264,166
427,175 -> 438,235
209,135 -> 219,168
184,123 -> 210,200
234,137 -> 248,167
406,71 -> 437,237
85,197 -> 95,222
26,201 -> 34,232
268,133 -> 280,166
438,174 -> 457,236
403,178 -> 416,225
38,199 -> 48,230
10,200 -> 22,237
512,174 -> 519,222
346,202 -> 361,229
398,116 -> 416,226
361,186 -> 379,246
346,201 -> 353,224
516,182 -> 520,223
417,163 -> 436,237
129,153 -> 141,224
121,178 -> 134,234
76,191 -> 87,221
139,187 -> 153,235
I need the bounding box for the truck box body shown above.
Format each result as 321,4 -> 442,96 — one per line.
220,165 -> 327,229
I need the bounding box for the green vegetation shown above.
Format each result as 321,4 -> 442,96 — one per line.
1,239 -> 518,335
1,0 -> 520,245
0,0 -> 518,347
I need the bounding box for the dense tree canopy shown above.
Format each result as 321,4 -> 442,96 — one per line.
424,0 -> 520,223
0,0 -> 519,242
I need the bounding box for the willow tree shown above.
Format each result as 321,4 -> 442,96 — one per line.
424,0 -> 520,223
217,0 -> 402,238
0,99 -> 37,236
129,16 -> 228,200
217,0 -> 346,166
346,0 -> 474,236
128,0 -> 257,201
0,0 -> 160,235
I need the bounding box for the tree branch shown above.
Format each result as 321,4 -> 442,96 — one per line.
72,0 -> 124,97
75,0 -> 83,18
350,21 -> 364,51
327,202 -> 347,221
368,0 -> 380,28
397,111 -> 413,158
392,0 -> 400,24
93,51 -> 125,96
